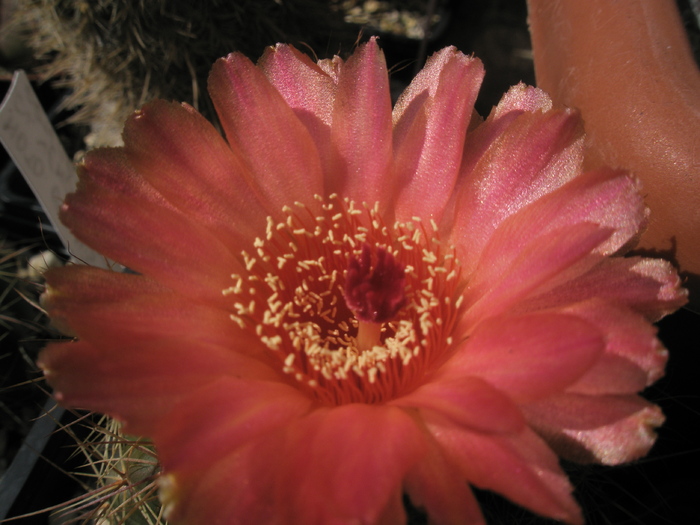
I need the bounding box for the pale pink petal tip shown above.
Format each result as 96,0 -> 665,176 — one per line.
632,258 -> 689,313
526,394 -> 665,465
258,43 -> 337,182
563,403 -> 665,465
493,82 -> 553,117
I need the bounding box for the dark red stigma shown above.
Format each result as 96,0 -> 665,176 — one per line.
343,244 -> 407,323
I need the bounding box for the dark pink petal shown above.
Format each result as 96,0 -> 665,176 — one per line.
61,149 -> 241,308
392,375 -> 525,434
521,256 -> 688,321
258,45 -> 337,179
277,405 -> 424,524
42,267 -> 268,362
529,300 -> 669,395
155,377 -> 312,476
427,417 -> 583,525
442,312 -> 604,403
122,99 -> 270,246
404,432 -> 486,525
164,404 -> 425,525
209,52 -> 324,209
328,38 -> 394,205
524,393 -> 664,465
41,266 -> 163,335
160,430 -> 280,524
567,353 -> 649,396
43,265 -> 161,299
460,222 -> 613,330
374,491 -> 407,525
449,108 -> 584,273
38,339 -> 279,436
392,48 -> 484,221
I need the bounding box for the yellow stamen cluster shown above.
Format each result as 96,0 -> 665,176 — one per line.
222,195 -> 463,405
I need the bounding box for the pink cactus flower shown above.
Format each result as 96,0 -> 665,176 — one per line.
39,39 -> 687,525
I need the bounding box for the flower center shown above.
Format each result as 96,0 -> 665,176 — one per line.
344,243 -> 406,325
223,195 -> 463,405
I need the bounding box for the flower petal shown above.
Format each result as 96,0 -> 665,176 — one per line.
61,149 -> 240,308
492,82 -> 553,115
38,339 -> 279,436
447,84 -> 553,203
471,167 -> 646,261
277,405 -> 424,524
328,38 -> 394,205
558,300 -> 668,389
523,300 -> 670,397
122,99 -> 270,246
163,404 -> 425,525
404,432 -> 486,525
567,352 -> 649,396
42,266 -> 270,362
521,256 -> 688,321
317,55 -> 343,81
524,393 -> 665,465
460,222 -> 614,330
456,164 -> 654,327
449,107 -> 584,273
41,266 -> 164,336
427,418 -> 584,525
392,48 -> 484,221
392,375 -> 525,434
258,45 -> 337,180
209,51 -> 324,208
155,377 -> 312,477
442,312 -> 604,403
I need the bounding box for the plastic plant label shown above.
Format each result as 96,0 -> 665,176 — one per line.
0,70 -> 109,268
